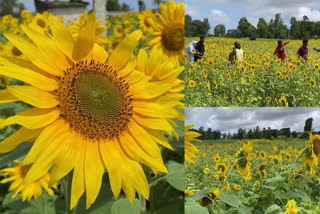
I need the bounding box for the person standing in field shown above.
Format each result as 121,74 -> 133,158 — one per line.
185,40 -> 198,64
274,40 -> 289,61
229,41 -> 243,63
194,36 -> 205,62
297,39 -> 308,61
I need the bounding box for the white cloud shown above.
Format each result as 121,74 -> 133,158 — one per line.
185,3 -> 200,17
296,7 -> 320,21
186,108 -> 320,134
210,9 -> 230,25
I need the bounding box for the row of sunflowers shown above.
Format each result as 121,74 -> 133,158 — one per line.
185,125 -> 320,213
0,1 -> 185,213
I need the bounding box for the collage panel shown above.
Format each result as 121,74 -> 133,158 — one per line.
185,107 -> 320,213
185,0 -> 320,107
0,0 -> 185,213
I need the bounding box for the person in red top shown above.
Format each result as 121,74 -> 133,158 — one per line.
297,39 -> 308,61
274,40 -> 289,61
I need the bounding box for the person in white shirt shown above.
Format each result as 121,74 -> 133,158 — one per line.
185,41 -> 198,64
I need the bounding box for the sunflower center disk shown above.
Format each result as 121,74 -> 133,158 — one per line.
57,60 -> 133,140
162,24 -> 184,51
73,71 -> 125,124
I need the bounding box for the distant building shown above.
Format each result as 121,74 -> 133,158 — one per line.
34,0 -> 89,23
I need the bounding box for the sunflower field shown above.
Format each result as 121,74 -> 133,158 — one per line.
0,1 -> 185,213
185,131 -> 320,213
185,37 -> 320,107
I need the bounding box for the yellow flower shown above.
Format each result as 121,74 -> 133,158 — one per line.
0,13 -> 182,209
279,96 -> 288,107
185,124 -> 201,166
148,0 -> 184,64
138,9 -> 156,34
0,160 -> 56,201
234,184 -> 241,191
285,199 -> 298,214
257,162 -> 267,179
213,154 -> 221,162
308,132 -> 320,156
69,11 -> 107,46
184,189 -> 194,196
33,13 -> 49,31
214,162 -> 228,175
20,10 -> 32,19
203,167 -> 210,174
189,80 -> 196,87
200,189 -> 220,207
225,183 -> 231,191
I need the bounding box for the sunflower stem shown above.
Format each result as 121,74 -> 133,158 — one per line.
139,193 -> 147,214
41,195 -> 46,214
64,173 -> 76,214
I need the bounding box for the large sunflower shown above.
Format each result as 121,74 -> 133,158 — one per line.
0,13 -> 182,209
185,124 -> 201,166
148,0 -> 184,64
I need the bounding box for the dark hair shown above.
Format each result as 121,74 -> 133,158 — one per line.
278,40 -> 282,45
303,39 -> 308,44
200,36 -> 205,39
234,41 -> 241,49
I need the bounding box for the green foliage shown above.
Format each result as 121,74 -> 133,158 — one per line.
106,0 -> 121,11
185,15 -> 211,37
185,139 -> 320,213
214,25 -> 226,37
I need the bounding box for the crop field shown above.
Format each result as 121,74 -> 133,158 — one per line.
185,138 -> 320,214
185,37 -> 320,107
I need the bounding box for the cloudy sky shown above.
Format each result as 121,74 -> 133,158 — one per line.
185,0 -> 320,32
185,108 -> 320,134
19,0 -> 158,12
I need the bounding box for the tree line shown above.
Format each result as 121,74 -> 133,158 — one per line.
190,118 -> 316,140
185,13 -> 320,39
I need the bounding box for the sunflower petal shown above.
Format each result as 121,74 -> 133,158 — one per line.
50,133 -> 77,185
7,86 -> 59,108
21,25 -> 69,74
0,57 -> 58,91
23,119 -> 67,165
133,114 -> 174,137
72,12 -> 96,61
118,132 -> 167,174
0,108 -> 59,129
108,30 -> 141,71
70,138 -> 86,209
3,33 -> 62,76
0,88 -> 18,103
84,142 -> 104,209
49,14 -> 75,61
24,127 -> 68,184
130,81 -> 171,99
99,139 -> 149,202
0,127 -> 42,153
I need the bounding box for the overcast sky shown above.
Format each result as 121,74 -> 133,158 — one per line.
185,0 -> 320,32
18,0 -> 158,12
185,107 -> 320,134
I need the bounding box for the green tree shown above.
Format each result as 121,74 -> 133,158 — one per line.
290,17 -> 299,39
185,14 -> 193,37
257,18 -> 269,38
292,131 -> 298,138
226,29 -> 240,38
0,0 -> 24,16
214,24 -> 226,37
121,3 -> 130,11
106,0 -> 121,11
138,0 -> 146,11
237,17 -> 254,37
